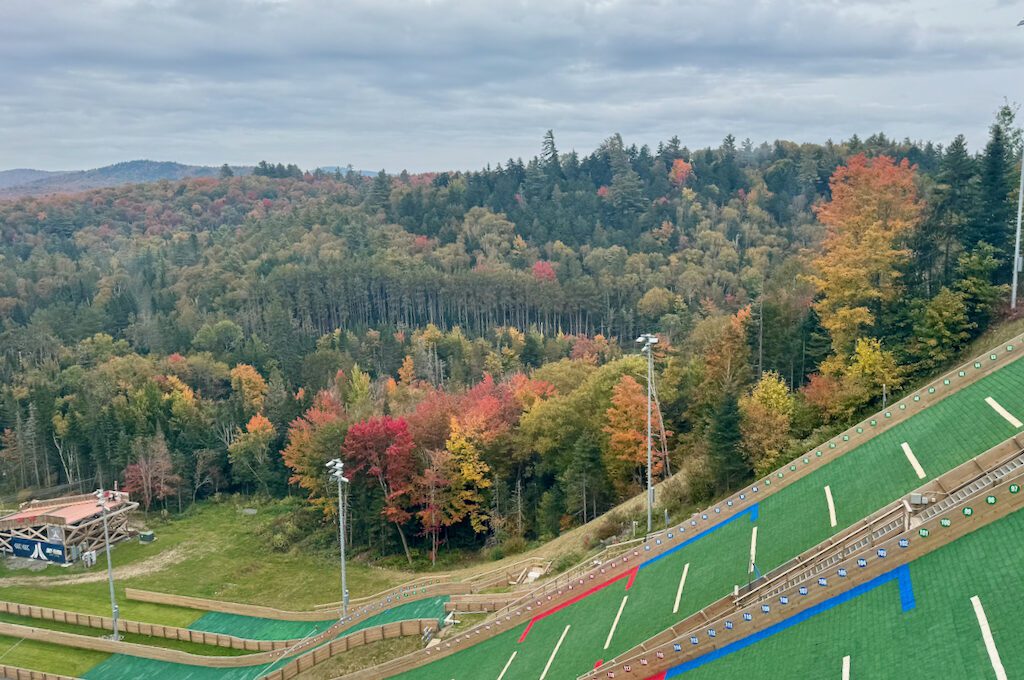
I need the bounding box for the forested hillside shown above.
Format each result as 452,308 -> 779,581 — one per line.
0,112 -> 1020,565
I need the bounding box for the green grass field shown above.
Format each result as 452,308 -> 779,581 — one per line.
0,500 -> 410,627
393,355 -> 1024,680
0,634 -> 109,676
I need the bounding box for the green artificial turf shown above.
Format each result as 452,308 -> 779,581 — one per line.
80,596 -> 449,680
679,505 -> 1024,679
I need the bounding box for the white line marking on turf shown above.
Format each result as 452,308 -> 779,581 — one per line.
900,442 -> 927,479
749,526 -> 758,574
971,596 -> 1007,680
496,651 -> 517,680
672,563 -> 690,614
985,397 -> 1022,429
604,595 -> 629,650
842,655 -> 850,680
825,485 -> 837,528
540,625 -> 570,680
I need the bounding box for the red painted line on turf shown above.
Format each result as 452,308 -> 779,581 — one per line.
518,567 -> 640,643
594,659 -> 603,669
644,672 -> 667,680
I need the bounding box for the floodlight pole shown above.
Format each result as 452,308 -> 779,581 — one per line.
327,459 -> 349,618
96,490 -> 120,641
636,333 -> 658,534
1013,137 -> 1024,309
1014,19 -> 1024,309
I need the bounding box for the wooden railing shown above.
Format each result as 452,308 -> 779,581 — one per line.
0,616 -> 436,671
0,664 -> 81,680
0,600 -> 295,652
583,438 -> 1024,679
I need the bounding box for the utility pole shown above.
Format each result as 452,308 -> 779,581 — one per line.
636,333 -> 659,534
327,459 -> 349,618
95,489 -> 121,641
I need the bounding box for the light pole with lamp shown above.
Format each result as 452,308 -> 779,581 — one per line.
327,458 -> 349,618
95,489 -> 121,641
635,333 -> 659,534
1013,20 -> 1024,309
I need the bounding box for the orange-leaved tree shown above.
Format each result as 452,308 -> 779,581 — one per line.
603,374 -> 669,497
281,389 -> 347,516
809,154 -> 921,363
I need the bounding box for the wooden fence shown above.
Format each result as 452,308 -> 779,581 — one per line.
258,619 -> 434,680
0,617 -> 435,671
0,600 -> 293,651
0,665 -> 80,680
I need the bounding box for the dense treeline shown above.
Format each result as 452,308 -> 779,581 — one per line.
0,110 -> 1020,563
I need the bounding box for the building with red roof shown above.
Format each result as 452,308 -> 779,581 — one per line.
0,491 -> 137,564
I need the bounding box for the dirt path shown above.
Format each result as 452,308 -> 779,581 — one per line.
0,542 -> 205,588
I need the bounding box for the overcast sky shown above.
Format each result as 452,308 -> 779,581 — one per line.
2,0 -> 1023,172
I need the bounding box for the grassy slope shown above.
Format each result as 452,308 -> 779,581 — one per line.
394,355 -> 1024,679
0,635 -> 108,676
0,500 -> 409,624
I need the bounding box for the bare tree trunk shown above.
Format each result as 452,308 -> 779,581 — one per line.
394,521 -> 413,567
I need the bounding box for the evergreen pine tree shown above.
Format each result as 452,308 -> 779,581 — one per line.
708,393 -> 749,491
972,120 -> 1013,267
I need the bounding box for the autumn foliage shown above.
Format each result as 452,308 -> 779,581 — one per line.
810,154 -> 921,359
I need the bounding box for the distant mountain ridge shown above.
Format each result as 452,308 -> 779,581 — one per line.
0,168 -> 67,190
0,160 -> 252,198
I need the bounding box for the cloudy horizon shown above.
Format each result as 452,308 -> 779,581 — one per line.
2,0 -> 1023,173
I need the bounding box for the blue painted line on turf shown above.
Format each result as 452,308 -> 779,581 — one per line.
896,563 -> 916,611
640,503 -> 760,570
664,564 -> 914,677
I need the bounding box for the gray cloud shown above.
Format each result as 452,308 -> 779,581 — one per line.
1,0 -> 1022,171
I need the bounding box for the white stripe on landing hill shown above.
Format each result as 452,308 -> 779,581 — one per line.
842,655 -> 850,680
540,625 -> 570,680
749,526 -> 758,574
985,397 -> 1023,429
673,563 -> 690,614
496,651 -> 517,680
900,442 -> 927,479
604,595 -> 629,650
825,485 -> 837,528
971,596 -> 1007,680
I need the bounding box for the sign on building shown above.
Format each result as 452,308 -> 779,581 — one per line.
10,538 -> 66,563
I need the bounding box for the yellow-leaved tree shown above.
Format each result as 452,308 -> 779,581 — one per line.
739,371 -> 794,475
445,417 -> 492,533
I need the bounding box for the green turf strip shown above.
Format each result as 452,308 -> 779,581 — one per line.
677,506 -> 1024,679
187,612 -> 335,641
394,357 -> 1024,679
79,596 -> 449,680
